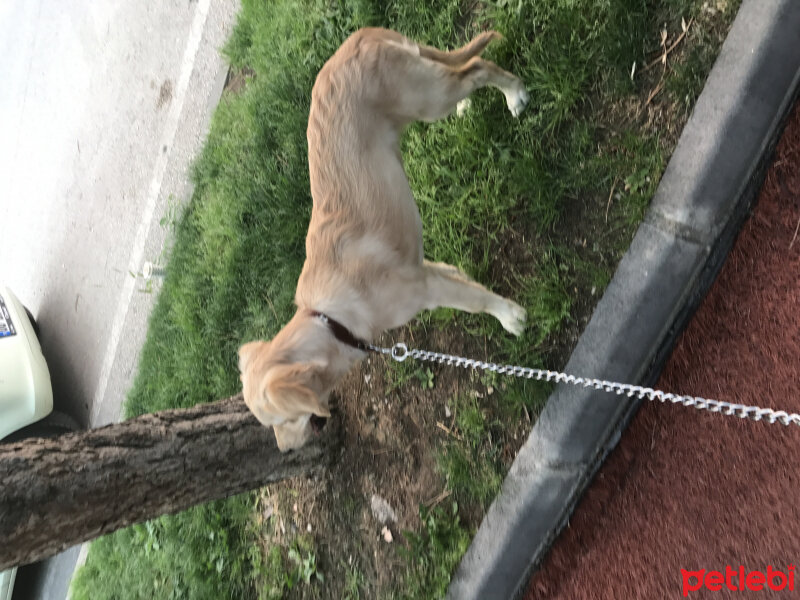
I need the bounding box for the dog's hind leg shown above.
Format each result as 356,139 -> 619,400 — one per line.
422,261 -> 526,336
382,39 -> 529,123
456,56 -> 530,117
417,31 -> 507,119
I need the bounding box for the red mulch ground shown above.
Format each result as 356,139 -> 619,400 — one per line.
524,99 -> 800,600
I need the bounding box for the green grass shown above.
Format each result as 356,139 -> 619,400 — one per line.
71,498 -> 259,600
343,562 -> 367,600
397,503 -> 472,600
71,0 -> 738,597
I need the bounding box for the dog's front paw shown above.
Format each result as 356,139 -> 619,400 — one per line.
505,84 -> 529,118
498,300 -> 527,336
456,97 -> 472,117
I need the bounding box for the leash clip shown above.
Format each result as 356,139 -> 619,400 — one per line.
391,343 -> 409,362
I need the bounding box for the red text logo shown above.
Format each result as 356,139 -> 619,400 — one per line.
682,565 -> 795,596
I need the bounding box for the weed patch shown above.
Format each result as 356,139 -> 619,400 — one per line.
398,503 -> 472,600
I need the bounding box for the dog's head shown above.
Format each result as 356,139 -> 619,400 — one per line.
238,337 -> 332,452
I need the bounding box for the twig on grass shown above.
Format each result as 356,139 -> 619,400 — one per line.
262,293 -> 279,323
639,16 -> 694,111
640,17 -> 695,75
370,447 -> 397,456
436,421 -> 463,441
424,489 -> 452,508
605,176 -> 619,223
644,79 -> 666,107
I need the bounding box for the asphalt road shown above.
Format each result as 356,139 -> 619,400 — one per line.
0,0 -> 238,598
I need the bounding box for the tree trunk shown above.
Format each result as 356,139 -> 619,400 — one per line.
0,394 -> 339,570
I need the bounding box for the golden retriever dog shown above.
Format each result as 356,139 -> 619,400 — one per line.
239,28 -> 528,451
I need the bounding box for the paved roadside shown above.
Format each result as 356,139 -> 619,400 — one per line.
0,0 -> 239,598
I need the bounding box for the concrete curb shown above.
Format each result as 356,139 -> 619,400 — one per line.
447,1 -> 800,598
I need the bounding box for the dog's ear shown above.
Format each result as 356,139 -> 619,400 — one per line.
238,340 -> 269,375
266,363 -> 331,419
240,341 -> 281,428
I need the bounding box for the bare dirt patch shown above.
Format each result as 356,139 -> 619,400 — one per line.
254,321 -> 535,597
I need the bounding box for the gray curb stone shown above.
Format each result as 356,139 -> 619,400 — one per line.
447,1 -> 800,598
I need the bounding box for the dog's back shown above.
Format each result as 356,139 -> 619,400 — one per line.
298,28 -> 527,335
299,29 -> 426,327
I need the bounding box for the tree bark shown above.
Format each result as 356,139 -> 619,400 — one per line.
0,394 -> 339,570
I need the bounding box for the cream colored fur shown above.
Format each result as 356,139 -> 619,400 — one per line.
239,27 -> 529,451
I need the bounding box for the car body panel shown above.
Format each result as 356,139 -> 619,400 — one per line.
0,286 -> 56,596
0,567 -> 16,600
0,286 -> 53,441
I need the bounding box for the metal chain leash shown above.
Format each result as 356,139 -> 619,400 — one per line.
366,342 -> 800,427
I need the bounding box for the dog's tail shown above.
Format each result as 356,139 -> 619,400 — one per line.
419,31 -> 502,66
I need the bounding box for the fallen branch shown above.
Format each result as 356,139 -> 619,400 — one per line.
0,394 -> 340,570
